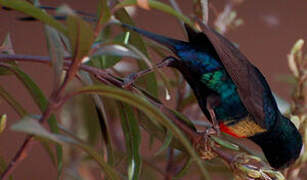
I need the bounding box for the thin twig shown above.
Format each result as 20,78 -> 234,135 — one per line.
165,148 -> 175,180
0,53 -> 86,179
0,54 -> 284,179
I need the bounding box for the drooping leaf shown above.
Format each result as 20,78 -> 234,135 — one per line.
11,117 -> 59,142
75,85 -> 210,179
137,0 -> 150,10
0,114 -> 7,134
11,117 -> 121,180
154,130 -> 172,156
210,136 -> 239,151
0,0 -> 67,35
0,155 -> 13,179
78,71 -> 115,165
4,65 -> 63,177
45,25 -> 65,89
174,157 -> 193,179
0,33 -> 14,54
95,0 -> 111,35
66,14 -> 95,62
90,32 -> 132,69
38,139 -> 57,166
115,0 -> 193,27
118,103 -> 142,180
0,33 -> 17,75
114,7 -> 158,97
0,85 -> 27,117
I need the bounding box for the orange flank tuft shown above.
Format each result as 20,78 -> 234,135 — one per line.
219,117 -> 267,138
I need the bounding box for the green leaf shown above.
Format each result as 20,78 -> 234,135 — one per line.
0,155 -> 13,179
0,33 -> 17,75
11,117 -> 121,180
168,109 -> 196,131
96,0 -> 111,34
0,155 -> 6,173
90,32 -> 131,69
1,33 -> 14,54
0,114 -> 7,134
154,130 -> 172,156
0,85 -> 27,117
174,157 -> 193,179
75,85 -> 210,179
38,139 -> 57,166
118,103 -> 142,180
78,71 -> 115,165
66,14 -> 95,62
0,0 -> 67,35
45,25 -> 65,89
210,136 -> 239,151
115,8 -> 158,97
12,117 -> 59,142
115,0 -> 194,27
5,66 -> 63,177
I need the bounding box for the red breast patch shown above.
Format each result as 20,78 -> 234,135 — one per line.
219,122 -> 245,138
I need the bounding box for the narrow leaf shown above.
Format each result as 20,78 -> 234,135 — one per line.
95,0 -> 111,35
115,0 -> 193,27
210,136 -> 240,151
75,85 -> 210,179
154,130 -> 172,156
1,33 -> 14,54
174,157 -> 193,179
0,114 -> 7,134
11,117 -> 59,142
118,103 -> 142,180
0,33 -> 16,75
115,8 -> 158,97
66,14 -> 95,62
0,0 -> 67,35
0,155 -> 13,179
79,71 -> 115,164
0,85 -> 27,117
6,65 -> 63,176
45,25 -> 65,89
11,117 -> 121,180
137,0 -> 150,10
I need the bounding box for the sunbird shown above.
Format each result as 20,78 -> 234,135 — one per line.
122,22 -> 302,169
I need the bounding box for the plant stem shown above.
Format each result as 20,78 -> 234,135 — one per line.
0,54 -> 84,179
0,54 -> 283,179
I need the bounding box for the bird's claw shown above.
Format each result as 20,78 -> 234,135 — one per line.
208,124 -> 221,136
194,126 -> 220,160
122,72 -> 137,89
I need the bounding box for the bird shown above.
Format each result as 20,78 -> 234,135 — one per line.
121,22 -> 302,169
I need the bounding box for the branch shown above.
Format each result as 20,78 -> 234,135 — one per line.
0,53 -> 86,179
0,54 -> 284,180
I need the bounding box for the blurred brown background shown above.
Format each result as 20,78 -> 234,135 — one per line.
0,0 -> 306,179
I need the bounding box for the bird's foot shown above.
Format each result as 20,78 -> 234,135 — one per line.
194,126 -> 220,160
122,72 -> 138,89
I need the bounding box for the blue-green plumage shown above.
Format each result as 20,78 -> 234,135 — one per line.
171,44 -> 248,121
122,23 -> 302,169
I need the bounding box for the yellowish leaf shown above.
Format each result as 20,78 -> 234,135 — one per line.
137,0 -> 150,10
0,114 -> 6,134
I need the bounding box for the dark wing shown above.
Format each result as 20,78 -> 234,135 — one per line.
192,20 -> 270,129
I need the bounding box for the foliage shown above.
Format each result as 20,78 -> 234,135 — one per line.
0,0 -> 305,180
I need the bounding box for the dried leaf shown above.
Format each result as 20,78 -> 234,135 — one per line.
0,114 -> 7,134
137,0 -> 150,10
